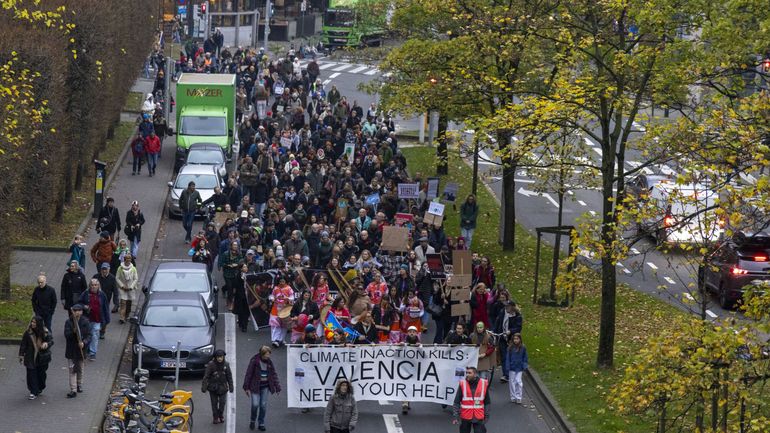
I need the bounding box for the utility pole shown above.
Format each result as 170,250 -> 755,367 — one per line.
263,0 -> 272,52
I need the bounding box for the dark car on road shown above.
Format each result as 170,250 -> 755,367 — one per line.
131,292 -> 216,373
143,262 -> 218,314
698,231 -> 770,309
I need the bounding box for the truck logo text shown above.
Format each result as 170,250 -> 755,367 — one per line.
186,88 -> 223,98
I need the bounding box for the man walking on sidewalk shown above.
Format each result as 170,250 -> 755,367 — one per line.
32,275 -> 57,332
180,181 -> 202,243
144,130 -> 161,177
64,304 -> 91,398
78,279 -> 111,359
94,262 -> 119,314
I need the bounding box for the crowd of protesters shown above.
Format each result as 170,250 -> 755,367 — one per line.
18,33 -> 530,431
165,36 -> 531,426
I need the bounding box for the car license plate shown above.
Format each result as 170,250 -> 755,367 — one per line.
160,361 -> 186,368
334,38 -> 347,43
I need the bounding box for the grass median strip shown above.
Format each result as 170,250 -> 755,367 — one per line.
14,121 -> 136,249
0,285 -> 34,339
402,145 -> 685,433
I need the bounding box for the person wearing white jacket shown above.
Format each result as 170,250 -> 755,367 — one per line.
115,254 -> 138,324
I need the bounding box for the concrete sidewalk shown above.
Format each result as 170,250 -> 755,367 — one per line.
0,76 -> 175,433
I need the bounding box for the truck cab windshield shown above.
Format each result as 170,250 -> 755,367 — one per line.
325,9 -> 355,27
180,116 -> 227,136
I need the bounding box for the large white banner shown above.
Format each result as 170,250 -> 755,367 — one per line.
287,345 -> 479,407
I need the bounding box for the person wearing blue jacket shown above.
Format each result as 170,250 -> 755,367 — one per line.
504,333 -> 528,404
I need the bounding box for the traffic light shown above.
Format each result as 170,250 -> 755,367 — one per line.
201,2 -> 206,14
763,58 -> 770,72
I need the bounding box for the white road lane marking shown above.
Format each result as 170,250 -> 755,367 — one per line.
379,400 -> 392,405
383,414 -> 404,433
664,276 -> 677,285
632,121 -> 646,132
225,313 -> 237,433
589,210 -> 597,216
348,65 -> 369,74
630,248 -> 640,255
583,136 -> 596,146
318,62 -> 337,70
365,68 -> 380,75
647,262 -> 658,270
329,72 -> 341,79
706,309 -> 718,318
332,63 -> 353,72
517,187 -> 559,208
514,178 -> 536,183
322,79 -> 331,86
578,200 -> 587,206
592,147 -> 602,156
684,293 -> 695,300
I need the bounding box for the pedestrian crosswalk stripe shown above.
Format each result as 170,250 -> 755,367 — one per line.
329,72 -> 341,79
332,63 -> 353,72
318,62 -> 337,70
365,68 -> 379,75
349,65 -> 369,73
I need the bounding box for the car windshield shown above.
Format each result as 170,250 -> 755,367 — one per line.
174,173 -> 218,189
187,150 -> 224,165
325,10 -> 355,27
180,116 -> 227,136
150,272 -> 209,293
143,305 -> 208,327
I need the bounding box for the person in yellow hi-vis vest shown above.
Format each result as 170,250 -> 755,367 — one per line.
452,366 -> 490,433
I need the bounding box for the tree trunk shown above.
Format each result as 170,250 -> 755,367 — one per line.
472,134 -> 479,196
75,159 -> 85,191
657,400 -> 667,433
0,231 -> 11,301
597,167 -> 616,368
549,191 -> 565,299
498,129 -> 516,251
436,115 -> 448,175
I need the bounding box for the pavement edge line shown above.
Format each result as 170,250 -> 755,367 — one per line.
225,313 -> 237,433
524,368 -> 578,433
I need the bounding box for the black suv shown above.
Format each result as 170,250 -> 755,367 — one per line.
698,232 -> 770,308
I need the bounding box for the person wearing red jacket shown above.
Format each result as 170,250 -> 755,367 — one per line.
143,130 -> 161,177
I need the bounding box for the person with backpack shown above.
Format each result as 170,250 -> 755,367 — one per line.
201,349 -> 234,424
130,134 -> 146,175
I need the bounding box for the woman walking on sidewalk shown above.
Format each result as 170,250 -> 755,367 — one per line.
116,254 -> 139,323
505,333 -> 528,405
243,345 -> 281,431
202,349 -> 234,424
18,316 -> 53,399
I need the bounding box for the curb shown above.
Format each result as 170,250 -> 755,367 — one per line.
11,244 -> 68,252
0,338 -> 21,345
525,368 -> 578,433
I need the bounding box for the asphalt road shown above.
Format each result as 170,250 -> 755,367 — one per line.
459,123 -> 734,320
135,61 -> 557,433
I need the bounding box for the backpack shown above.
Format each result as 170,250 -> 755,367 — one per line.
133,139 -> 145,155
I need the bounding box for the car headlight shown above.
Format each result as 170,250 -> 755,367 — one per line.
133,344 -> 154,354
194,344 -> 214,356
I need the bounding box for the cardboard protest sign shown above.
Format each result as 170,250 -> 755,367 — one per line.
381,226 -> 410,252
428,201 -> 445,216
450,288 -> 471,302
447,250 -> 472,287
442,182 -> 459,202
213,212 -> 237,231
452,250 -> 473,275
287,345 -> 479,407
423,211 -> 443,227
280,136 -> 292,148
427,177 -> 440,199
451,302 -> 471,317
397,183 -> 420,199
